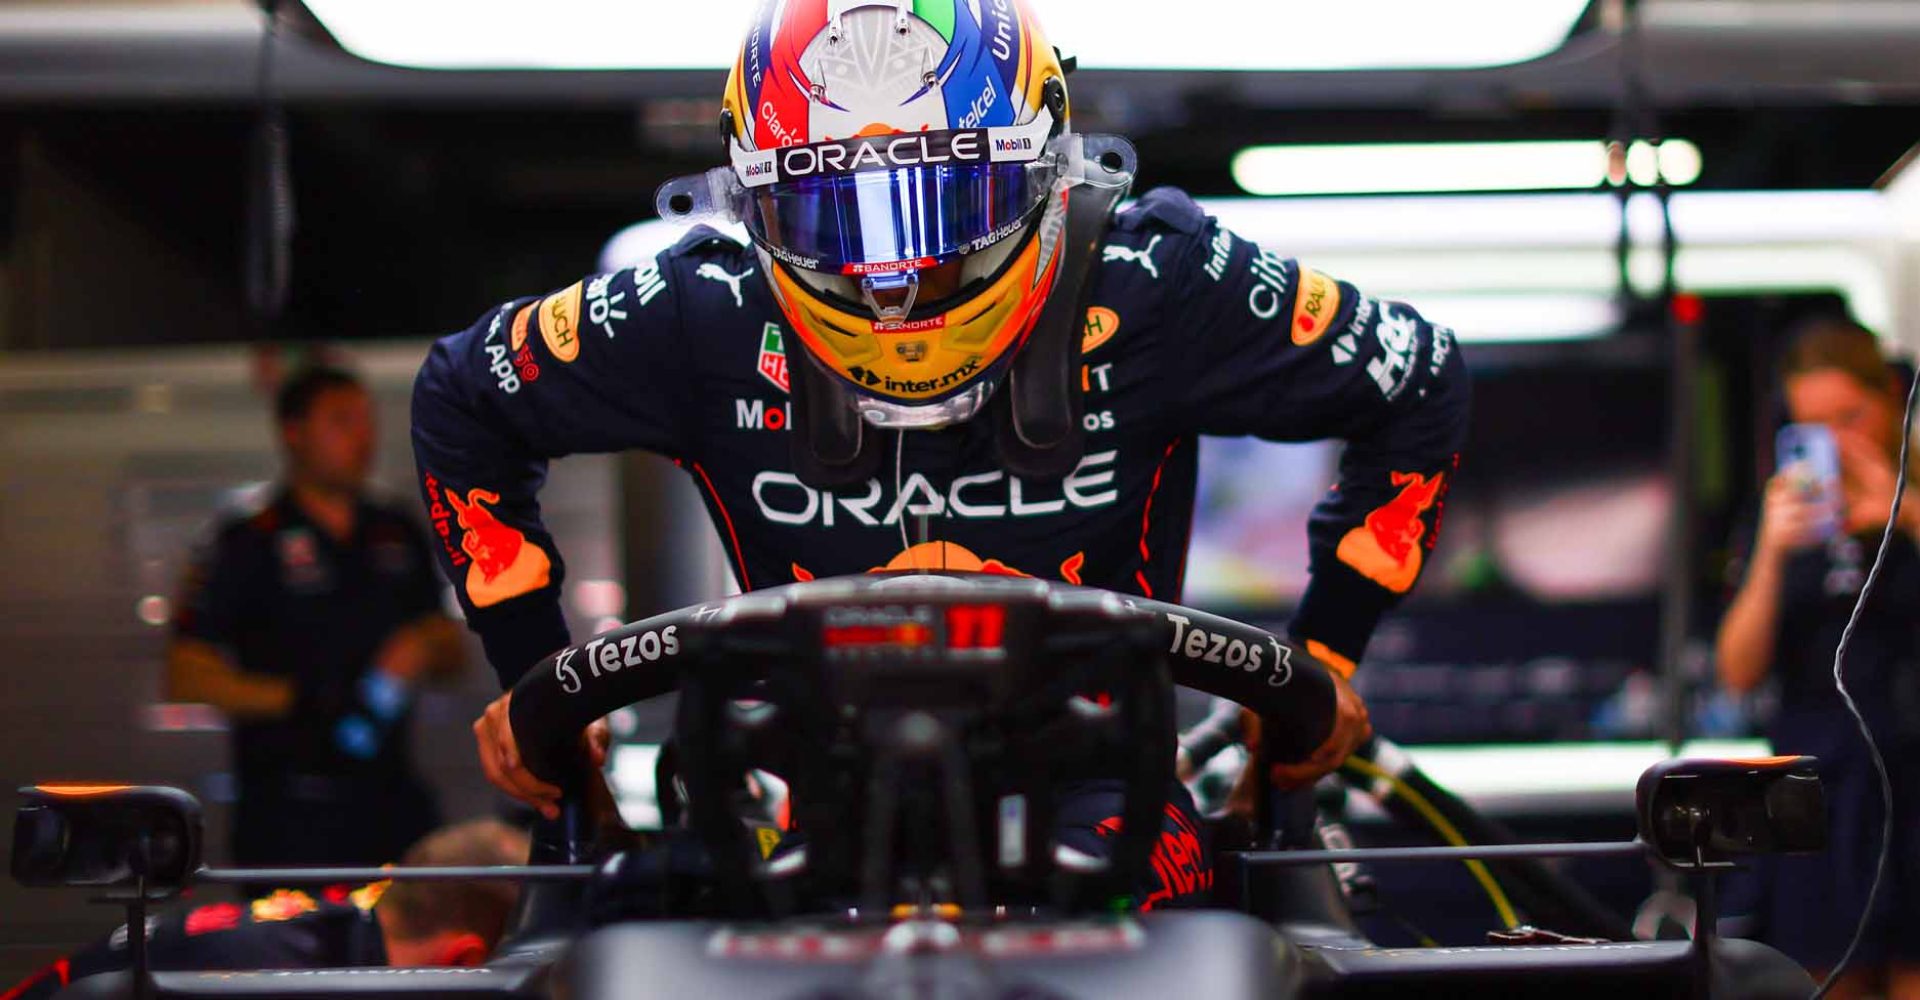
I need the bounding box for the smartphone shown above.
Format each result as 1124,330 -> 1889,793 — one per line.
1776,422 -> 1842,541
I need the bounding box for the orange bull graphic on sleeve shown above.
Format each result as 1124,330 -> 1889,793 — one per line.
1336,470 -> 1445,594
445,486 -> 552,608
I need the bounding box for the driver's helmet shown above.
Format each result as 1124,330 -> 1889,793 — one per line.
668,0 -> 1074,430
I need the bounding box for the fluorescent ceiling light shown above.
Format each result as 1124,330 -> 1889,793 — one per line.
1233,139 -> 1702,196
1408,294 -> 1620,343
300,0 -> 1590,72
1194,189 -> 1889,251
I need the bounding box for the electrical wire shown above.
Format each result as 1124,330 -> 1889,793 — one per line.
1342,756 -> 1521,931
1811,364 -> 1918,999
894,430 -> 910,557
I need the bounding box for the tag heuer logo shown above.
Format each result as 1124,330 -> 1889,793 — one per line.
757,323 -> 790,393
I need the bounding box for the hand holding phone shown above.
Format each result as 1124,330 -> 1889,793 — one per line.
1768,423 -> 1842,550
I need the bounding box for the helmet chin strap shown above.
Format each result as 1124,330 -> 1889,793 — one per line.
780,183 -> 1120,490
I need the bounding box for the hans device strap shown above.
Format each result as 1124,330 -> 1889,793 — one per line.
990,182 -> 1117,481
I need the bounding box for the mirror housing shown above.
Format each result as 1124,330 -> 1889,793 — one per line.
1636,757 -> 1825,869
12,785 -> 202,891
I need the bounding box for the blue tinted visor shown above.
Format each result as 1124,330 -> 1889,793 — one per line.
743,161 -> 1053,275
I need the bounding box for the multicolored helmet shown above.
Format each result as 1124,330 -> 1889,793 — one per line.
659,0 -> 1132,430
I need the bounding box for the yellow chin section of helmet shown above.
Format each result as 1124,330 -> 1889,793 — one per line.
770,230 -> 1062,405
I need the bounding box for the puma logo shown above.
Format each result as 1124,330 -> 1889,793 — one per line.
1101,234 -> 1162,280
696,262 -> 756,308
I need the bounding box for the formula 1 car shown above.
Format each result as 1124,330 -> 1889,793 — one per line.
14,573 -> 1827,999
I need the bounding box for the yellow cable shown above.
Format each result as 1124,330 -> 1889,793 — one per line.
1341,756 -> 1522,931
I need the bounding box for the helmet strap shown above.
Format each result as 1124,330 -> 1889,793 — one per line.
988,182 -> 1119,481
788,349 -> 883,488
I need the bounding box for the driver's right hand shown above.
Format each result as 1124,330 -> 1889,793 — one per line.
473,692 -> 610,820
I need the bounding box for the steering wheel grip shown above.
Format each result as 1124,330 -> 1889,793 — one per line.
1122,598 -> 1338,762
503,583 -> 1341,785
507,607 -> 705,788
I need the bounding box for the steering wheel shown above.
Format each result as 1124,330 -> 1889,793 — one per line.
504,572 -> 1341,917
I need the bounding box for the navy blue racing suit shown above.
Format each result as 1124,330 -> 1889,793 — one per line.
411,186 -> 1470,906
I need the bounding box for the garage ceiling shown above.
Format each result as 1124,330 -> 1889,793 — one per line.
0,0 -> 1916,107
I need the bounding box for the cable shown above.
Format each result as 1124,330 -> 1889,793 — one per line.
1811,364 -> 1917,999
894,430 -> 910,557
1342,756 -> 1521,930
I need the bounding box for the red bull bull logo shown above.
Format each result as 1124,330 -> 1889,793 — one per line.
444,486 -> 552,608
874,541 -> 1030,576
1336,470 -> 1446,594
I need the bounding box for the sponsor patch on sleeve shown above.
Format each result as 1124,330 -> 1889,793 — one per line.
1290,268 -> 1342,346
537,282 -> 585,363
1082,306 -> 1120,354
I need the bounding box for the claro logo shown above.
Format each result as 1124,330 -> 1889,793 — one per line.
554,625 -> 680,694
752,450 -> 1120,527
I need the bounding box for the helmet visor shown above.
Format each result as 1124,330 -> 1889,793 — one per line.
745,160 -> 1050,275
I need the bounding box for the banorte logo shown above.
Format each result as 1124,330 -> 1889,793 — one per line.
1336,470 -> 1446,594
444,486 -> 552,608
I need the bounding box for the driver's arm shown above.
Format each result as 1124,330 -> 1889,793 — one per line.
1155,191 -> 1471,669
165,522 -> 294,718
411,252 -> 695,688
1121,191 -> 1466,785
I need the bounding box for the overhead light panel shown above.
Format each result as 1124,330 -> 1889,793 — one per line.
299,0 -> 1591,72
1232,140 -> 1703,196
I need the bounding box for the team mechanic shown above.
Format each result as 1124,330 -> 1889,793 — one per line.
411,0 -> 1468,907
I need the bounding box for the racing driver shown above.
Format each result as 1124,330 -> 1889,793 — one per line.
412,0 -> 1469,907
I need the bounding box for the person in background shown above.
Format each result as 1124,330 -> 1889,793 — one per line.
166,365 -> 467,871
0,819 -> 531,999
1715,317 -> 1920,999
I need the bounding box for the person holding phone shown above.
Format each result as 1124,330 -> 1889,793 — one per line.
1715,317 -> 1920,998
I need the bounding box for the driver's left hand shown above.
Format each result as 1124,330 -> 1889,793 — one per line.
474,691 -> 612,820
1267,668 -> 1372,790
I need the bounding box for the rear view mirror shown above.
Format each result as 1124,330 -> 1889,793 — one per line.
1636,757 -> 1825,869
12,785 -> 202,891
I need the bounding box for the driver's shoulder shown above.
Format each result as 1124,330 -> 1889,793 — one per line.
1091,186 -> 1220,296
1110,186 -> 1210,238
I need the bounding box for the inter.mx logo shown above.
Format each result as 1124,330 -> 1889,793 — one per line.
757,323 -> 789,393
